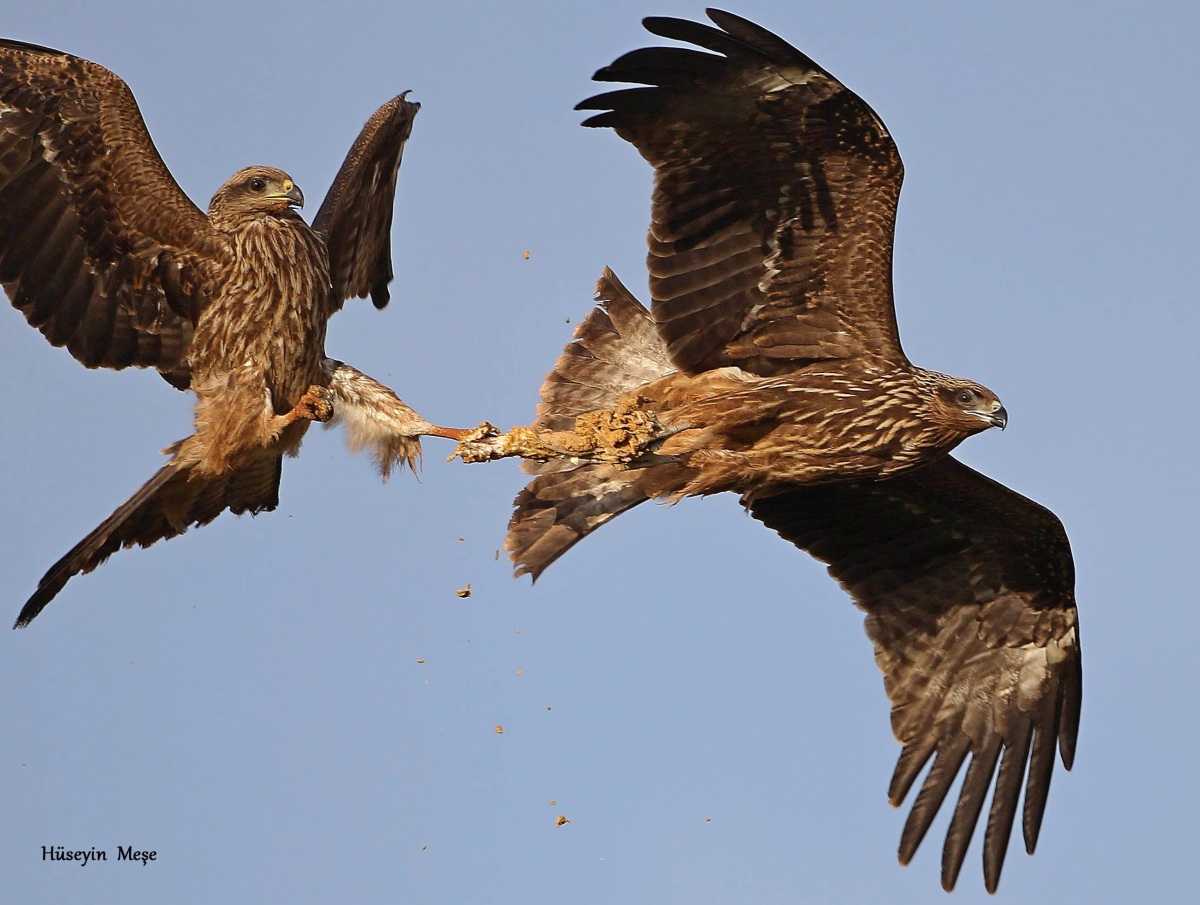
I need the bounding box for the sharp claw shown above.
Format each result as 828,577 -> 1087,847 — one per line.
448,422 -> 503,461
293,385 -> 334,423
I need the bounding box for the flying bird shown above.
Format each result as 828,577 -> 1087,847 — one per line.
457,10 -> 1082,893
1,39 -> 475,627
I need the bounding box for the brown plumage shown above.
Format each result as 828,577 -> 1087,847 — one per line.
464,11 -> 1082,893
1,39 -> 473,627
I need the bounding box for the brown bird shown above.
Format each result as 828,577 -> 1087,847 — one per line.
1,39 -> 474,627
458,10 -> 1081,893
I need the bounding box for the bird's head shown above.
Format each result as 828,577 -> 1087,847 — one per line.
208,166 -> 304,227
929,376 -> 1007,436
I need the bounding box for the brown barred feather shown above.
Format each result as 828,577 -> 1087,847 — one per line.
578,10 -> 905,376
494,11 -> 1082,893
2,40 -> 461,625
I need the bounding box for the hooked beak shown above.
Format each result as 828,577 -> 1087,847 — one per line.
267,179 -> 304,209
971,404 -> 1008,430
283,181 -> 304,209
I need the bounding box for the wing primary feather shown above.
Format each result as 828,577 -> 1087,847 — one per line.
897,737 -> 969,866
982,720 -> 1033,894
940,739 -> 1002,892
576,86 -> 666,115
641,15 -> 751,57
591,47 -> 729,87
888,739 -> 937,807
1022,711 -> 1060,855
1059,649 -> 1083,769
704,9 -> 825,67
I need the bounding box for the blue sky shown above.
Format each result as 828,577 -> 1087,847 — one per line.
2,1 -> 1196,902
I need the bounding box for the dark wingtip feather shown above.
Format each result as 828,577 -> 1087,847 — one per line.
576,86 -> 662,114
981,722 -> 1033,893
1059,651 -> 1083,770
939,742 -> 1001,892
1022,720 -> 1059,855
13,588 -> 54,629
897,741 -> 969,867
888,741 -> 936,807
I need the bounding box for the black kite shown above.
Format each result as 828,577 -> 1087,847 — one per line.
456,10 -> 1082,893
1,39 -> 473,627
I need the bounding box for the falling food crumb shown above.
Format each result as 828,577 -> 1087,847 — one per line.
523,250 -> 531,260
556,815 -> 570,828
516,669 -> 524,676
706,817 -> 712,823
456,584 -> 472,598
550,800 -> 557,806
494,550 -> 500,561
494,725 -> 504,734
417,658 -> 425,665
546,706 -> 552,711
457,536 -> 465,542
421,845 -> 427,852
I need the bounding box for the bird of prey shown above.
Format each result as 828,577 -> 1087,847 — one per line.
456,10 -> 1082,893
1,39 -> 475,627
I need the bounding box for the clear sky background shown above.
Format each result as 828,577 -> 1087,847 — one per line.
1,1 -> 1195,902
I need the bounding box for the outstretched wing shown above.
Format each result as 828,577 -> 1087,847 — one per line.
578,9 -> 907,377
311,94 -> 419,312
0,39 -> 228,384
748,457 -> 1081,893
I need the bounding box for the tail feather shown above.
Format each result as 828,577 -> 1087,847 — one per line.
507,268 -> 681,578
509,463 -> 683,580
15,453 -> 282,628
533,267 -> 674,434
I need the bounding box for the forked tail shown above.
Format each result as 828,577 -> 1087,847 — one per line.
507,268 -> 684,578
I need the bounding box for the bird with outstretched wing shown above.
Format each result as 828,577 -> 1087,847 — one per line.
0,39 -> 476,627
456,9 -> 1082,893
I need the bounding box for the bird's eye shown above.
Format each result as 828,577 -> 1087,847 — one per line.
248,177 -> 266,192
957,390 -> 976,406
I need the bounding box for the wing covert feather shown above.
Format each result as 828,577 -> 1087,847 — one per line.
0,39 -> 227,379
577,10 -> 907,376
